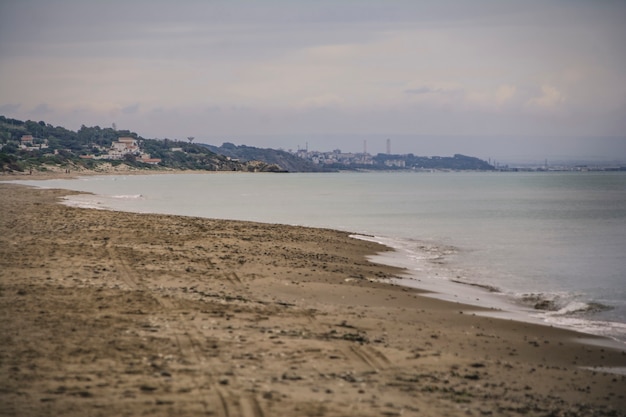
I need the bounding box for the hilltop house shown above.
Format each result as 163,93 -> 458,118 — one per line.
20,134 -> 49,151
108,137 -> 139,159
20,135 -> 34,146
92,137 -> 160,164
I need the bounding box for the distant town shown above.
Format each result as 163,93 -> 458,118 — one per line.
290,147 -> 494,171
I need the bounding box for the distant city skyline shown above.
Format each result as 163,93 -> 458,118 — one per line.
1,1 -> 625,163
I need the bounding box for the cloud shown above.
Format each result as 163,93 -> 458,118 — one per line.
31,103 -> 53,116
1,0 -> 625,145
121,103 -> 140,115
463,84 -> 518,110
0,103 -> 21,114
406,84 -> 518,111
495,84 -> 516,105
526,85 -> 564,109
298,93 -> 344,109
405,86 -> 458,95
403,85 -> 466,109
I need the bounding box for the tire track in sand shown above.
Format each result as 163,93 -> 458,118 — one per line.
104,243 -> 218,414
306,314 -> 392,373
215,386 -> 265,417
347,344 -> 391,372
107,241 -> 266,416
161,244 -> 265,417
204,266 -> 266,417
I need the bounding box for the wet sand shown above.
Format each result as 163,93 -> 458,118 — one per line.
1,182 -> 625,416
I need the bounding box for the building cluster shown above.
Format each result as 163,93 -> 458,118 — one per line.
293,148 -> 412,167
19,135 -> 49,151
81,137 -> 161,164
16,134 -> 162,165
293,149 -> 375,166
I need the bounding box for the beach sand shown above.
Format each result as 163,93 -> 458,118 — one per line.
1,182 -> 625,416
1,163 -> 184,179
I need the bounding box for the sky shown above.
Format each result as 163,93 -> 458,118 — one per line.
1,0 -> 625,162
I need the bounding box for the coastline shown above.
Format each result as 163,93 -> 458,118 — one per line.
0,165 -> 220,181
356,235 -> 626,346
11,171 -> 626,343
10,170 -> 626,343
1,182 -> 626,416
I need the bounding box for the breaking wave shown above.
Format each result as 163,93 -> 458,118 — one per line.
61,195 -> 106,210
520,293 -> 613,316
112,194 -> 143,199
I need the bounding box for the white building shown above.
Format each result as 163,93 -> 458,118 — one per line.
107,137 -> 139,159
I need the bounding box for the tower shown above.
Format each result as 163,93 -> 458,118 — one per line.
386,138 -> 391,155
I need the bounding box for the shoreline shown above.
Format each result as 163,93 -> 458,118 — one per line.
7,171 -> 626,344
2,182 -> 626,416
0,166 -> 235,181
357,235 -> 626,347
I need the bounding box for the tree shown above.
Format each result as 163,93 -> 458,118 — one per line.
1,142 -> 18,154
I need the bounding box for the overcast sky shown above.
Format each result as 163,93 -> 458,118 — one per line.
1,0 -> 625,161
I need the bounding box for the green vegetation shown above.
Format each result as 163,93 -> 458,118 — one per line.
1,115 -> 495,173
203,142 -> 329,172
0,116 -> 276,173
371,153 -> 495,171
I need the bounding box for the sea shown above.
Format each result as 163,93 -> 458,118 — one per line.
10,171 -> 626,344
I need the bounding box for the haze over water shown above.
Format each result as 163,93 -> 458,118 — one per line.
14,171 -> 626,342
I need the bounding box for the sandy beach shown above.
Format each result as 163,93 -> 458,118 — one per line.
1,182 -> 625,417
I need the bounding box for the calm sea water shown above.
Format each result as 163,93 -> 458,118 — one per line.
11,171 -> 626,342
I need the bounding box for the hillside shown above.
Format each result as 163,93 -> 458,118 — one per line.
1,116 -> 495,174
202,142 -> 331,172
371,153 -> 495,170
0,116 -> 281,173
